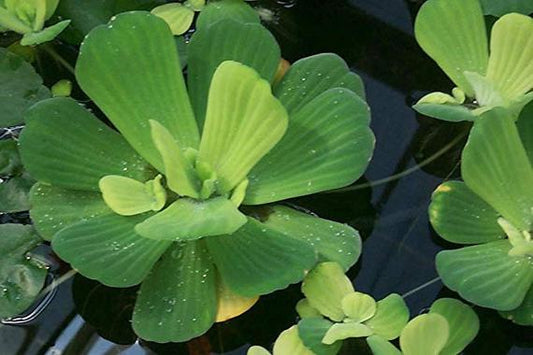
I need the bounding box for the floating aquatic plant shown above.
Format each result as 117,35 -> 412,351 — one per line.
0,0 -> 70,46
248,262 -> 479,355
18,2 -> 374,342
413,0 -> 533,122
429,108 -> 533,325
151,0 -> 205,35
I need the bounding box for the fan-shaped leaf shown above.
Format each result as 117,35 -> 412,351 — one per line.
273,326 -> 314,355
436,240 -> 533,311
429,181 -> 504,244
151,3 -> 194,35
296,299 -> 322,319
298,318 -> 341,355
400,313 -> 449,355
364,294 -> 409,340
215,275 -> 259,322
76,12 -> 199,171
500,284 -> 533,326
196,0 -> 259,30
132,241 -> 217,342
322,323 -> 373,344
342,292 -> 376,323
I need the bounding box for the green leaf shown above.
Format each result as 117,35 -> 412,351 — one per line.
20,19 -> 70,46
99,175 -> 166,216
0,224 -> 46,319
30,183 -> 112,241
486,14 -> 533,99
51,79 -> 72,97
463,71 -> 505,107
436,240 -> 533,311
414,0 -> 488,96
272,326 -> 314,355
187,19 -> 280,127
500,284 -> 533,326
197,60 -> 288,193
518,101 -> 533,164
206,216 -> 317,297
462,109 -> 533,231
399,313 -> 449,355
75,11 -> 199,172
429,298 -> 480,355
19,97 -> 150,191
297,318 -> 342,355
274,53 -> 366,112
248,346 -> 271,355
0,139 -> 21,176
151,3 -> 194,35
258,206 -> 361,271
296,299 -> 322,319
364,294 -> 409,340
0,48 -> 50,127
134,197 -> 247,241
150,120 -> 200,198
322,323 -> 373,344
412,102 -> 477,122
0,174 -> 35,213
480,0 -> 533,16
245,88 -> 374,204
132,241 -> 217,343
429,181 -> 504,244
301,262 -> 355,322
196,0 -> 259,30
341,292 -> 376,323
215,274 -> 258,322
52,214 -> 171,287
366,335 -> 402,355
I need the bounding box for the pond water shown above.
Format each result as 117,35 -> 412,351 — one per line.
1,0 -> 532,354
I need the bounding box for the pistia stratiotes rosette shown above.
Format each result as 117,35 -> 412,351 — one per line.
18,9 -> 375,342
429,107 -> 533,325
413,0 -> 533,122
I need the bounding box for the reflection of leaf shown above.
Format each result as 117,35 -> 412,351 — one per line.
0,224 -> 46,319
72,274 -> 138,345
0,48 -> 50,127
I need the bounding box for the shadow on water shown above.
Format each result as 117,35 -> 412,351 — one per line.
1,0 -> 532,354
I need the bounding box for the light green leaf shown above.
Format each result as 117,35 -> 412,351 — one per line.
463,71 -> 505,107
500,284 -> 533,326
197,60 -> 288,193
0,224 -> 46,319
366,335 -> 402,355
518,101 -> 533,164
414,0 -> 488,96
248,346 -> 271,355
206,216 -> 317,297
99,175 -> 166,216
150,120 -> 200,198
132,241 -> 216,342
20,19 -> 70,46
429,181 -> 504,244
151,3 -> 194,35
416,91 -> 465,105
0,174 -> 34,213
298,318 -> 342,355
273,326 -> 314,355
400,313 -> 449,355
462,109 -> 533,231
134,197 -> 247,241
486,13 -> 533,99
258,206 -> 361,271
412,102 -> 477,122
19,97 -> 150,191
364,294 -> 409,340
0,6 -> 33,34
246,88 -> 374,204
481,0 -> 533,16
52,214 -> 171,287
185,0 -> 205,12
436,240 -> 533,311
296,299 -> 322,319
342,292 -> 376,323
274,53 -> 366,112
429,298 -> 480,355
76,12 -> 199,171
301,262 -> 355,322
0,48 -> 50,127
196,0 -> 259,30
30,183 -> 112,241
187,19 -> 280,127
322,322 -> 373,344
51,79 -> 72,97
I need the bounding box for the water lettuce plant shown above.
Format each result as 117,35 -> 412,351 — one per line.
413,0 -> 533,122
18,3 -> 374,342
429,108 -> 533,325
0,0 -> 70,46
248,262 -> 478,355
151,0 -> 205,35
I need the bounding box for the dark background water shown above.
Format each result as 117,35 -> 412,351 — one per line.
1,0 -> 532,354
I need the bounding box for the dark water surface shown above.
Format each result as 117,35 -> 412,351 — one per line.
1,0 -> 532,354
